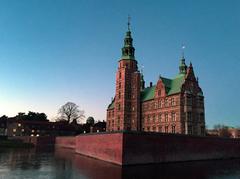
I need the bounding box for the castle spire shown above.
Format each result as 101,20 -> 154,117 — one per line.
179,57 -> 187,74
179,45 -> 187,74
127,15 -> 131,31
121,16 -> 135,60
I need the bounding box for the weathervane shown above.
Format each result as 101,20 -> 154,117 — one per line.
127,15 -> 131,31
181,44 -> 186,58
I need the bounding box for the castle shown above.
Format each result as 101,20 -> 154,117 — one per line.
106,26 -> 205,136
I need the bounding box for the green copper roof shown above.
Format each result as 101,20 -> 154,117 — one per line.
141,85 -> 156,101
107,100 -> 114,110
167,74 -> 185,95
141,74 -> 185,101
107,74 -> 186,108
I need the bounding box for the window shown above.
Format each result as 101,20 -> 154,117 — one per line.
172,125 -> 176,133
158,113 -> 162,122
170,98 -> 175,106
158,100 -> 161,108
118,103 -> 121,111
187,112 -> 192,121
172,113 -> 176,122
158,90 -> 161,97
147,115 -> 150,122
147,127 -> 150,131
187,96 -> 192,105
119,82 -> 121,88
118,91 -> 121,99
152,126 -> 156,132
165,126 -> 168,133
119,72 -> 121,78
153,114 -> 156,122
158,126 -> 162,132
165,113 -> 168,122
164,98 -> 168,107
188,125 -> 192,135
117,117 -> 120,125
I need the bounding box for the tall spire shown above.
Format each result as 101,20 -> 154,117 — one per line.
179,58 -> 187,74
127,15 -> 131,31
179,44 -> 187,74
121,16 -> 135,60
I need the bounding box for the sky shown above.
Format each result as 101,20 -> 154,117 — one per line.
0,0 -> 239,128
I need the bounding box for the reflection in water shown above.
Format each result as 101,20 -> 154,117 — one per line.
55,148 -> 240,179
0,147 -> 240,179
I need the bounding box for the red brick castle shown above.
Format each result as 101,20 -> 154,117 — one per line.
106,26 -> 205,136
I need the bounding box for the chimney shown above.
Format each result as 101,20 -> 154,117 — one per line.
150,82 -> 152,87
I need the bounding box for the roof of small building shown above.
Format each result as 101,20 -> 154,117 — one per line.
107,74 -> 186,109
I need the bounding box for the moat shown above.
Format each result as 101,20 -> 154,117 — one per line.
0,148 -> 240,179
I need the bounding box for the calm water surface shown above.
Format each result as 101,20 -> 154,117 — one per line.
0,147 -> 240,179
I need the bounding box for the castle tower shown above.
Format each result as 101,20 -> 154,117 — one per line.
107,22 -> 141,132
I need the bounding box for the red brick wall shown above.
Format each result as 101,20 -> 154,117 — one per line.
73,132 -> 240,165
123,132 -> 240,165
75,133 -> 123,165
55,136 -> 76,149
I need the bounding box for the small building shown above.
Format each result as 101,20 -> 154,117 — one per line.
6,118 -> 82,137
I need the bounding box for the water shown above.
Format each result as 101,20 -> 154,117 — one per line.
0,147 -> 240,179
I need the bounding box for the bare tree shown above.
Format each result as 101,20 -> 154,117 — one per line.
58,102 -> 85,123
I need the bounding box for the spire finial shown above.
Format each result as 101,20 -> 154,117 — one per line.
127,15 -> 131,31
181,44 -> 186,59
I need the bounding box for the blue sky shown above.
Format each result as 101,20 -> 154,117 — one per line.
0,0 -> 239,128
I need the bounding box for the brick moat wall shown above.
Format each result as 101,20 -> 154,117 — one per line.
56,132 -> 240,165
123,132 -> 240,165
75,133 -> 123,165
55,136 -> 76,149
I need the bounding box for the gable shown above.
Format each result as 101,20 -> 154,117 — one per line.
141,74 -> 185,101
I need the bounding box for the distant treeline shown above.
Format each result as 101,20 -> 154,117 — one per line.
0,111 -> 48,121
